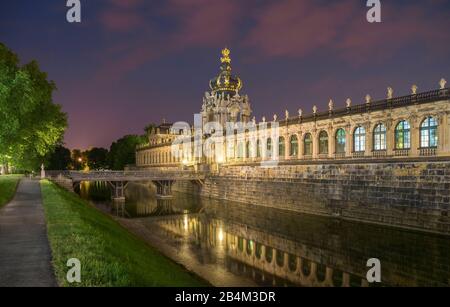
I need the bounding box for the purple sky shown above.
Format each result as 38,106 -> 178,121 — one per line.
1,0 -> 449,149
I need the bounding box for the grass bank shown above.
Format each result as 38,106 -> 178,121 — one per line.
0,175 -> 21,208
40,180 -> 207,287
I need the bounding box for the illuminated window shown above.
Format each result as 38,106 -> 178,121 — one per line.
256,139 -> 261,158
304,133 -> 312,155
237,141 -> 244,159
395,121 -> 411,149
335,129 -> 346,154
278,137 -> 285,158
354,126 -> 366,152
319,131 -> 329,154
290,135 -> 298,157
266,138 -> 272,158
420,117 -> 438,148
373,123 -> 387,151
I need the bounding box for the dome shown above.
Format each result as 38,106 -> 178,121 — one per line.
209,48 -> 243,98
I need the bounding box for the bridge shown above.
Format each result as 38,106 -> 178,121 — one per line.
46,170 -> 207,201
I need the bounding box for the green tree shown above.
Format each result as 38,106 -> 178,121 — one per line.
71,149 -> 84,170
108,135 -> 146,170
46,145 -> 72,170
0,43 -> 67,172
144,123 -> 156,136
85,147 -> 109,170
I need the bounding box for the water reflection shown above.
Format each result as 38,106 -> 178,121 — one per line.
79,181 -> 450,287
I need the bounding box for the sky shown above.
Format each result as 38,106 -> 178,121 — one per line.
1,0 -> 449,149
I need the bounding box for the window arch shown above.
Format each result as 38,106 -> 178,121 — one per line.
319,131 -> 329,154
373,123 -> 387,151
256,139 -> 261,158
304,133 -> 313,155
353,126 -> 366,152
279,137 -> 285,158
266,138 -> 272,158
335,129 -> 346,154
290,135 -> 298,157
420,116 -> 438,148
237,141 -> 244,159
395,120 -> 411,149
245,141 -> 251,159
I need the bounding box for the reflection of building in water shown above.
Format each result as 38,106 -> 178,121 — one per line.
154,199 -> 450,287
157,215 -> 366,287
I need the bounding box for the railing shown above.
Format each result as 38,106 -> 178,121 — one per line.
334,152 -> 346,159
372,150 -> 387,158
419,147 -> 437,157
46,170 -> 207,181
281,87 -> 449,126
352,152 -> 365,158
394,149 -> 410,157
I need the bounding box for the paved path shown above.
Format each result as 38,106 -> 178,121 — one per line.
0,179 -> 56,287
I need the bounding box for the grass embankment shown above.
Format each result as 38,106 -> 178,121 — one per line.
40,180 -> 207,287
0,175 -> 21,208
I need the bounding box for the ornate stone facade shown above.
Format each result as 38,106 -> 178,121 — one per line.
134,49 -> 450,234
136,50 -> 450,167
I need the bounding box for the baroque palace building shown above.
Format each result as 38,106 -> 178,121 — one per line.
136,48 -> 450,168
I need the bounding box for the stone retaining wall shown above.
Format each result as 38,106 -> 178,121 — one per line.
174,161 -> 450,234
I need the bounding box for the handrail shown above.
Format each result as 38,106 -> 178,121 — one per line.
45,170 -> 207,181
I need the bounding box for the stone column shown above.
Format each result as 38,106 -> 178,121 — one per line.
386,120 -> 394,156
346,127 -> 353,157
410,116 -> 419,157
439,113 -> 449,155
298,133 -> 303,160
365,123 -> 372,157
328,128 -> 334,159
312,132 -> 319,159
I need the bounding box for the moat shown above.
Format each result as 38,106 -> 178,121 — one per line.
78,182 -> 450,287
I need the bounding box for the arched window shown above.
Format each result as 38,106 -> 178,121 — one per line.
373,123 -> 387,151
304,133 -> 313,155
245,141 -> 251,159
395,121 -> 411,149
335,129 -> 346,154
290,135 -> 298,157
266,138 -> 272,158
256,139 -> 261,158
420,116 -> 438,148
354,126 -> 366,152
319,131 -> 329,154
279,137 -> 285,158
237,141 -> 244,159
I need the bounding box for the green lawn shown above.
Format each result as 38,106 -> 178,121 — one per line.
0,175 -> 21,208
40,180 -> 207,287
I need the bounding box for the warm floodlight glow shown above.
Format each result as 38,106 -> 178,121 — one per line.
218,228 -> 224,242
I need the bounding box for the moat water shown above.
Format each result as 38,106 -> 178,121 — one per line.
78,181 -> 450,287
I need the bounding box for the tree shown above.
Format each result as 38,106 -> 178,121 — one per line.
144,123 -> 156,136
71,149 -> 85,170
85,147 -> 108,170
46,145 -> 72,170
107,135 -> 146,170
0,43 -> 67,172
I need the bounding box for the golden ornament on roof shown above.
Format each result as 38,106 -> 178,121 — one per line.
221,47 -> 231,64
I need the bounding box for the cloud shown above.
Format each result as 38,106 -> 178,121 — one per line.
162,0 -> 242,47
336,4 -> 450,64
100,9 -> 144,31
245,0 -> 357,58
245,0 -> 450,64
108,0 -> 143,9
95,0 -> 244,82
